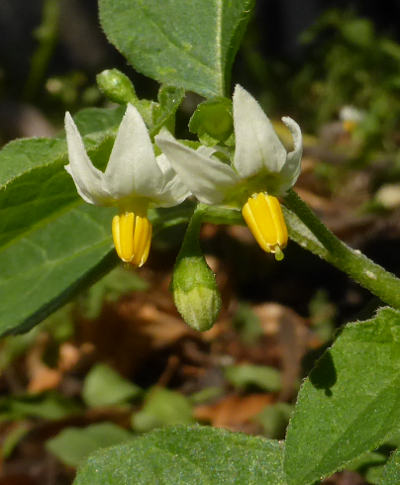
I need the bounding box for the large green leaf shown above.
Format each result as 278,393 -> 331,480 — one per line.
74,425 -> 286,485
0,108 -> 123,336
284,307 -> 400,485
0,86 -> 189,336
98,0 -> 255,97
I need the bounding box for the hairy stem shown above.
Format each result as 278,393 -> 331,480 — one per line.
284,189 -> 400,309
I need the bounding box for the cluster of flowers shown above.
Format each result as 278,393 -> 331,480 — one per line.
65,86 -> 302,266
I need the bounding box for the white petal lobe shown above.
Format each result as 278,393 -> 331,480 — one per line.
154,154 -> 190,206
156,133 -> 238,205
105,104 -> 164,198
232,85 -> 286,177
64,112 -> 110,205
279,116 -> 303,192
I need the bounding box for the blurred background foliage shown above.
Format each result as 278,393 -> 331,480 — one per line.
1,1 -> 400,483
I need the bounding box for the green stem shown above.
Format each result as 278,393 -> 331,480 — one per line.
24,0 -> 60,100
151,196 -> 400,309
284,189 -> 400,310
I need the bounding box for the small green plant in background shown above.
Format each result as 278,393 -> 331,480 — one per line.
294,9 -> 400,155
2,1 -> 400,484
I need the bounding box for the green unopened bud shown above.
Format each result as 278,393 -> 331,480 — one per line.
96,69 -> 137,105
189,97 -> 233,145
171,206 -> 221,331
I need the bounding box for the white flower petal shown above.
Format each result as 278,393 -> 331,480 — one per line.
197,146 -> 217,158
64,112 -> 110,205
232,85 -> 286,178
154,153 -> 191,207
156,132 -> 238,205
278,116 -> 303,192
105,104 -> 164,198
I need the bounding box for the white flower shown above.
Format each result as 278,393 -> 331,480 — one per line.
65,103 -> 189,266
339,105 -> 364,123
155,85 -> 303,259
339,105 -> 364,133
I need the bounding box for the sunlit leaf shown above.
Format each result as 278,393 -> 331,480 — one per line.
74,425 -> 286,484
98,0 -> 255,97
284,307 -> 400,485
0,108 -> 123,336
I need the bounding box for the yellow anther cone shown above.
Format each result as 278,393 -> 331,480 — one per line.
112,212 -> 152,267
343,120 -> 357,133
242,193 -> 288,258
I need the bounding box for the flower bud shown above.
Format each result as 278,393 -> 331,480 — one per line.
189,97 -> 233,145
171,208 -> 221,331
96,69 -> 137,105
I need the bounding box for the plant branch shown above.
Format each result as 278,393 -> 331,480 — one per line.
284,189 -> 400,309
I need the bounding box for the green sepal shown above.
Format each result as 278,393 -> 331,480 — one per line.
150,85 -> 185,136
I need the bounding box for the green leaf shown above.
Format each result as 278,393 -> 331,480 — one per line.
131,387 -> 194,432
46,422 -> 133,468
0,392 -> 81,421
345,451 -> 387,484
82,363 -> 142,408
0,100 -> 193,337
380,449 -> 400,485
232,302 -> 263,344
0,202 -> 116,336
189,386 -> 224,405
284,307 -> 400,485
74,425 -> 286,485
2,422 -> 31,459
0,108 -> 123,336
224,364 -> 282,392
98,0 -> 255,97
73,106 -> 125,135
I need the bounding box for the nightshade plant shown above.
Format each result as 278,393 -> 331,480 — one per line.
2,1 -> 400,484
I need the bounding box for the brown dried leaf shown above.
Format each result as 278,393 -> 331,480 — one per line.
194,393 -> 274,431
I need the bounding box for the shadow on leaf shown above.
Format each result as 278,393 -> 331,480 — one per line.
309,351 -> 336,396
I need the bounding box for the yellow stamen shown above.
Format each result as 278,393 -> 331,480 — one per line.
242,192 -> 288,259
112,211 -> 152,267
343,120 -> 357,133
